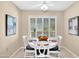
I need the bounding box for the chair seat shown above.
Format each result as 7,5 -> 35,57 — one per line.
49,46 -> 59,51
26,45 -> 35,50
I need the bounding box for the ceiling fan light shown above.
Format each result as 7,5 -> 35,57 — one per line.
41,4 -> 48,11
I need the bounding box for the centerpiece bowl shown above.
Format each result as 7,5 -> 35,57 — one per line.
38,36 -> 48,41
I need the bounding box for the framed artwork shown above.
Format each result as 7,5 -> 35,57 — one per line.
68,16 -> 79,36
5,14 -> 16,36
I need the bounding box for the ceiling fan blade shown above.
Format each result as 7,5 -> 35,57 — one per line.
29,4 -> 42,9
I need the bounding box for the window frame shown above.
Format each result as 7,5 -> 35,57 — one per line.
28,16 -> 57,40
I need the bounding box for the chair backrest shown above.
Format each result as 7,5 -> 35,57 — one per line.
22,35 -> 28,47
57,36 -> 63,50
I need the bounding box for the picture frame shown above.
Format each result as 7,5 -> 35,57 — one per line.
68,16 -> 79,36
5,14 -> 16,36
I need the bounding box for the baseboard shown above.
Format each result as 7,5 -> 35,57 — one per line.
9,47 -> 23,58
61,46 -> 78,58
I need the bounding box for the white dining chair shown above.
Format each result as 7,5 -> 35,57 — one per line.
49,36 -> 62,58
22,35 -> 35,58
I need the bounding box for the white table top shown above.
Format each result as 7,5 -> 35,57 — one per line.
28,40 -> 58,49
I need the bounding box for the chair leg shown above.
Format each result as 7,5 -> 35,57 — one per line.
24,48 -> 26,58
58,52 -> 60,58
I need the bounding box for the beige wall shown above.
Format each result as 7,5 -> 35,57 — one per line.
0,2 -> 21,57
64,2 -> 79,57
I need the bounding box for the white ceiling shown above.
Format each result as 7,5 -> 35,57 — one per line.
12,1 -> 75,11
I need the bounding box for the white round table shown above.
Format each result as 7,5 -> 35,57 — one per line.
28,40 -> 58,58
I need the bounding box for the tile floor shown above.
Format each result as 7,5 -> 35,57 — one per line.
10,47 -> 75,58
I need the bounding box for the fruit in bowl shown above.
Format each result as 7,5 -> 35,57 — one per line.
38,36 -> 48,41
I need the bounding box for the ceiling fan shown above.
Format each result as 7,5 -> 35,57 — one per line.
29,1 -> 54,12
